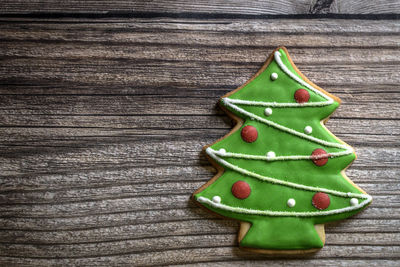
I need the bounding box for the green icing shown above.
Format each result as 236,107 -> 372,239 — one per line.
240,217 -> 323,250
194,48 -> 370,250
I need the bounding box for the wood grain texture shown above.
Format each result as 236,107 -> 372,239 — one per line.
0,0 -> 311,15
1,0 -> 400,15
333,0 -> 400,14
0,12 -> 399,267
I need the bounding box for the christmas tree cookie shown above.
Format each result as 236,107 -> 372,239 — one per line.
193,47 -> 372,253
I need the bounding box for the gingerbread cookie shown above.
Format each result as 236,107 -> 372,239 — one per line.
193,47 -> 372,253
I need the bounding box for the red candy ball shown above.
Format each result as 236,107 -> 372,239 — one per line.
231,181 -> 251,199
294,89 -> 310,103
312,192 -> 330,210
311,148 -> 329,166
241,125 -> 258,143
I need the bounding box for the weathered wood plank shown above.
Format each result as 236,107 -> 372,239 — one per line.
0,92 -> 399,119
0,204 -> 397,233
0,233 -> 399,258
0,1 -> 312,15
1,0 -> 400,15
1,59 -> 398,90
1,18 -> 399,36
0,246 -> 399,266
0,114 -> 398,132
0,216 -> 399,245
2,42 -> 400,65
0,207 -> 398,238
0,258 -> 399,267
1,23 -> 399,51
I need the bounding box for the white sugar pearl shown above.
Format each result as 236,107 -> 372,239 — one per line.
304,126 -> 313,134
350,198 -> 358,206
270,73 -> 278,81
212,196 -> 221,203
266,151 -> 276,159
218,149 -> 226,156
264,108 -> 272,116
287,198 -> 296,208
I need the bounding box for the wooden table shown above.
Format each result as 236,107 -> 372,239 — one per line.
1,1 -> 399,266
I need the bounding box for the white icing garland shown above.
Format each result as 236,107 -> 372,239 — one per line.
197,195 -> 371,217
206,147 -> 369,200
199,50 -> 372,217
212,148 -> 350,162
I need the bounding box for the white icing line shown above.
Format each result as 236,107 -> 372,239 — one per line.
274,51 -> 334,105
223,98 -> 352,151
197,195 -> 372,217
206,147 -> 367,199
226,98 -> 330,108
214,148 -> 351,161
